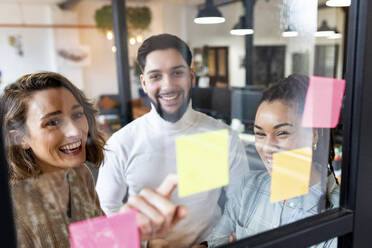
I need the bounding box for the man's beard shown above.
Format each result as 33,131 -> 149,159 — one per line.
150,89 -> 191,123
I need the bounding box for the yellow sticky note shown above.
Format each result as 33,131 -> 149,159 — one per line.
176,129 -> 229,198
270,147 -> 312,203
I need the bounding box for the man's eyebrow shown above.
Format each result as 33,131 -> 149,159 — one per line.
40,111 -> 62,120
146,69 -> 161,75
273,123 -> 293,129
171,65 -> 186,70
146,65 -> 186,75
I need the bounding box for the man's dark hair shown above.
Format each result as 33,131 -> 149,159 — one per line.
137,33 -> 192,71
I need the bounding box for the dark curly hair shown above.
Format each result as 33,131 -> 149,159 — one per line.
1,72 -> 105,184
260,74 -> 309,115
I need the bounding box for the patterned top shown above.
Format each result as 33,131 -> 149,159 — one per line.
11,164 -> 104,248
207,170 -> 340,247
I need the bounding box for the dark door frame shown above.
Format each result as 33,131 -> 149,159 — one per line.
207,46 -> 229,86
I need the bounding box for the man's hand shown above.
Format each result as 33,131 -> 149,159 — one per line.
148,239 -> 170,248
119,174 -> 188,241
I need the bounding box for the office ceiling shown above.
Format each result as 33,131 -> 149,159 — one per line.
0,0 -> 331,7
0,0 -> 203,4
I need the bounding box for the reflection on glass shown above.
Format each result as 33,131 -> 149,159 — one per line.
0,0 -> 347,246
206,75 -> 340,247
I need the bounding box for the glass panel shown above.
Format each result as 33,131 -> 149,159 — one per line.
314,237 -> 339,247
187,0 -> 345,247
1,0 -> 346,247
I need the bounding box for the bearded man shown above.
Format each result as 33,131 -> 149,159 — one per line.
96,33 -> 249,248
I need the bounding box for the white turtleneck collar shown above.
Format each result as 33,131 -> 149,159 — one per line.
146,102 -> 199,133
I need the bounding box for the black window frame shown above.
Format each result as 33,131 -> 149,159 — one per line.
219,0 -> 372,247
1,0 -> 372,247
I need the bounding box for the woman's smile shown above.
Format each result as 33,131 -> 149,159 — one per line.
59,139 -> 83,155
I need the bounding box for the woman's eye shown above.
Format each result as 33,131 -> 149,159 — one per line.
72,112 -> 84,120
46,119 -> 60,127
254,132 -> 266,137
277,131 -> 290,136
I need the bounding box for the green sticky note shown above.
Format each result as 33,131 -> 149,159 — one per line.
176,129 -> 229,198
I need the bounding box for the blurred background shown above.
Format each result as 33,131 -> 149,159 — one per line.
0,0 -> 347,176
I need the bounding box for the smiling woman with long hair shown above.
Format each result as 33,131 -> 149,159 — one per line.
1,72 -> 187,248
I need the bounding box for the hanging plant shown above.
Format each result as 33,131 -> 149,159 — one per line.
94,5 -> 152,36
94,5 -> 113,33
126,7 -> 151,31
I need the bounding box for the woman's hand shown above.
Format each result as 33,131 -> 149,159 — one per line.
228,232 -> 236,243
191,232 -> 235,248
119,174 -> 188,241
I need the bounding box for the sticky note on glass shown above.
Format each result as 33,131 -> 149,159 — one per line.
302,76 -> 345,128
270,147 -> 312,203
69,210 -> 139,248
176,129 -> 229,197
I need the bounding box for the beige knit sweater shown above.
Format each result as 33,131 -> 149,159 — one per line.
11,164 -> 104,248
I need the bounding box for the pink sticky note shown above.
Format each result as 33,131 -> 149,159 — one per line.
302,76 -> 345,128
69,210 -> 140,248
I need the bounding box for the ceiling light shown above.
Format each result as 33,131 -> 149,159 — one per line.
326,0 -> 351,7
106,31 -> 113,40
230,16 -> 254,36
136,35 -> 143,43
129,38 -> 136,45
315,20 -> 335,37
194,0 -> 225,24
282,25 -> 298,37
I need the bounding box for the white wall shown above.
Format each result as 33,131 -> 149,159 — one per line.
51,5 -> 84,89
0,2 -> 86,91
0,4 -> 56,90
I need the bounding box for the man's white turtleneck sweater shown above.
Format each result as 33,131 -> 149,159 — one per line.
96,104 -> 249,247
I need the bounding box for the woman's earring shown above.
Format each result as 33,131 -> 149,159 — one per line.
313,143 -> 317,150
